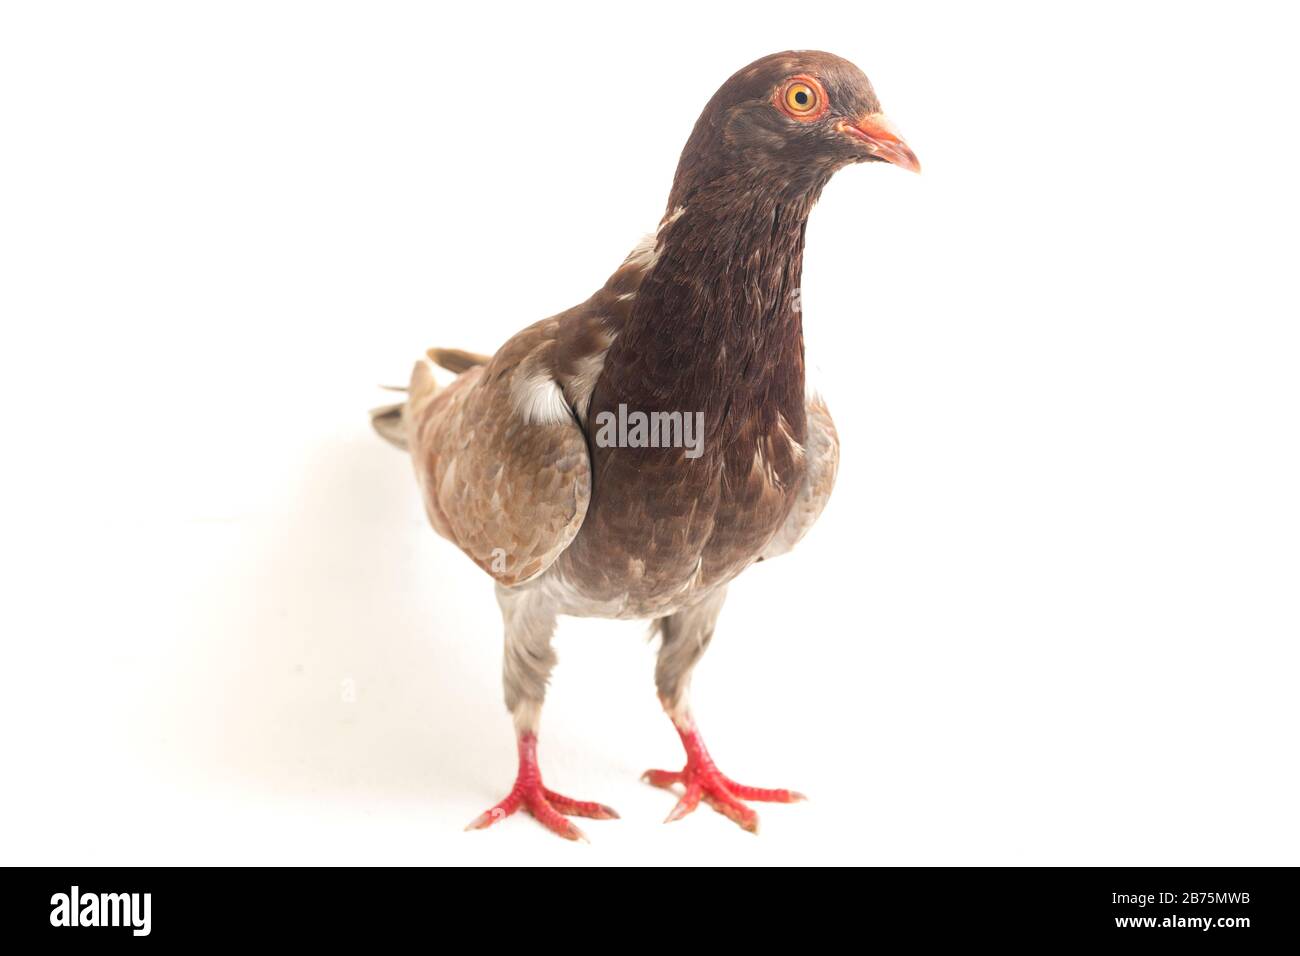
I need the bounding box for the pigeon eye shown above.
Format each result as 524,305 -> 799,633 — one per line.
787,84 -> 815,111
776,76 -> 827,121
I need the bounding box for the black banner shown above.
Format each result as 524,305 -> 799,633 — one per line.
5,867 -> 1294,944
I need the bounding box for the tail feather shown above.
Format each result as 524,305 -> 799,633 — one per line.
427,347 -> 489,374
370,402 -> 407,450
372,347 -> 483,451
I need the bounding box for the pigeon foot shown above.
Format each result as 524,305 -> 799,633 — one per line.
643,721 -> 805,834
466,733 -> 618,842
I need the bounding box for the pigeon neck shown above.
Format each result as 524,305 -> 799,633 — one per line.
622,193 -> 813,410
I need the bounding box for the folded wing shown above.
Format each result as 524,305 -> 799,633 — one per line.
762,394 -> 839,560
406,320 -> 592,587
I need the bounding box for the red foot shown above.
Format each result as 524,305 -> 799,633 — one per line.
466,733 -> 618,842
642,720 -> 805,833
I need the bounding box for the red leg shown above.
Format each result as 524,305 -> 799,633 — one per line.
643,717 -> 805,833
466,733 -> 618,841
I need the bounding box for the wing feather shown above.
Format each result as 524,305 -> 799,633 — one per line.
407,320 -> 591,586
762,394 -> 839,560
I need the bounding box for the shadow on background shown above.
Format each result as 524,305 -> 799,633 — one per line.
164,428 -> 512,812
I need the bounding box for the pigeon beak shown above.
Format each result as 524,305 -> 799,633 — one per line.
838,113 -> 921,173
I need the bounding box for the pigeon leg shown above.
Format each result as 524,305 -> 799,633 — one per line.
465,732 -> 618,841
467,583 -> 617,840
644,590 -> 804,833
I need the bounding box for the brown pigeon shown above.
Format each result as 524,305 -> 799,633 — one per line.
372,50 -> 918,839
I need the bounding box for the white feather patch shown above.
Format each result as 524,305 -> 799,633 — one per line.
568,342 -> 614,423
512,372 -> 572,426
622,205 -> 687,271
777,411 -> 805,460
624,232 -> 659,269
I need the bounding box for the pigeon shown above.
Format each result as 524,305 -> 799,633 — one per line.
372,50 -> 918,839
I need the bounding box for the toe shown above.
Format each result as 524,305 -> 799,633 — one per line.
543,789 -> 620,820
701,787 -> 760,834
642,768 -> 684,790
664,783 -> 703,823
464,792 -> 522,831
526,794 -> 589,842
719,779 -> 806,803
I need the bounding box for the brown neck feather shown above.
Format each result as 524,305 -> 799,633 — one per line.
598,178 -> 821,452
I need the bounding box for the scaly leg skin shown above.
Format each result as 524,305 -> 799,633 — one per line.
466,733 -> 618,842
479,584 -> 617,841
643,715 -> 805,834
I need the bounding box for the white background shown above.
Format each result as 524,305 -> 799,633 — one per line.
2,1 -> 1297,866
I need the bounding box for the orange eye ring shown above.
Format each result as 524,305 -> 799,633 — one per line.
775,75 -> 828,121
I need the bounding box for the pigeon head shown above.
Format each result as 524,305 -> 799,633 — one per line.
668,50 -> 919,209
